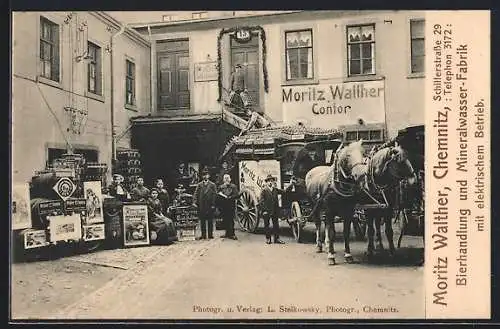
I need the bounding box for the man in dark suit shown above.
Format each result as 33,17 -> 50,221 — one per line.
217,174 -> 240,240
259,174 -> 285,245
193,168 -> 217,239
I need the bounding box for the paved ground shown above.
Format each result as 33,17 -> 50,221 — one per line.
11,220 -> 424,320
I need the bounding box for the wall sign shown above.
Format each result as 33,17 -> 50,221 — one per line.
122,204 -> 150,247
83,181 -> 104,224
48,214 -> 82,242
194,61 -> 218,82
282,80 -> 386,129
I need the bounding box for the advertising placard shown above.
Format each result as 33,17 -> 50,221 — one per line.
12,184 -> 32,230
48,214 -> 82,242
24,230 -> 49,249
122,204 -> 150,247
83,224 -> 106,241
83,181 -> 104,224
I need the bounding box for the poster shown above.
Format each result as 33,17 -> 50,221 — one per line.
238,160 -> 282,192
187,162 -> 200,186
122,204 -> 150,247
83,181 -> 103,224
12,184 -> 32,230
24,230 -> 49,249
83,224 -> 105,241
48,214 -> 82,242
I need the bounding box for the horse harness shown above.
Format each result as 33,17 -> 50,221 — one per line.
327,144 -> 360,198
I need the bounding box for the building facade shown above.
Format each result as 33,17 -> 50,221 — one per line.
12,11 -> 151,184
132,10 -> 425,139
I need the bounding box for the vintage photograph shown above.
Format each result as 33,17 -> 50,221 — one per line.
9,10 -> 490,321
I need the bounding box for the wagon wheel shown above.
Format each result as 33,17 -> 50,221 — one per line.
289,201 -> 303,243
236,189 -> 260,233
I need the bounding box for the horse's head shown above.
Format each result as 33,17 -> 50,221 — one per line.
386,143 -> 417,184
338,140 -> 366,181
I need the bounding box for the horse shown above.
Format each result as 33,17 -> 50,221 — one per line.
304,140 -> 366,265
351,142 -> 417,258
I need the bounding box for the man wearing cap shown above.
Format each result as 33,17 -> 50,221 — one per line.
130,177 -> 150,202
193,168 -> 217,239
260,174 -> 285,244
108,174 -> 130,202
229,64 -> 247,111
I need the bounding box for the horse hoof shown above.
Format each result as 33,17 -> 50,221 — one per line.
344,254 -> 354,263
328,258 -> 336,266
316,246 -> 323,253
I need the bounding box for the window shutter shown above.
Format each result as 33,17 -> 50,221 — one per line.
51,24 -> 60,82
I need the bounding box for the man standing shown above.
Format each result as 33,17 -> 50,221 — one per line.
229,64 -> 246,111
218,174 -> 240,240
260,174 -> 285,245
130,177 -> 150,202
193,168 -> 217,239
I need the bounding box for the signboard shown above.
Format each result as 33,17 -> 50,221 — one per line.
238,160 -> 282,193
64,198 -> 87,214
12,184 -> 32,230
48,214 -> 82,242
52,177 -> 77,201
24,230 -> 49,249
122,204 -> 150,247
83,181 -> 104,224
37,200 -> 64,216
282,80 -> 385,129
83,224 -> 105,241
234,28 -> 252,43
173,206 -> 198,229
194,61 -> 218,82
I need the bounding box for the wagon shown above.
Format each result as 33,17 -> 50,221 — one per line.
221,125 -> 366,241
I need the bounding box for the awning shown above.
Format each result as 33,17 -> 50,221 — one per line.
131,113 -> 222,126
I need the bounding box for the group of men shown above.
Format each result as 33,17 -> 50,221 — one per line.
193,167 -> 287,245
107,164 -> 292,245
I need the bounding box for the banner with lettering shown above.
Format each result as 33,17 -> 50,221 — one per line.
238,160 -> 281,195
282,80 -> 385,129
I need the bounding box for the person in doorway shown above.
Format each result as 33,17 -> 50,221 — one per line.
229,64 -> 247,111
217,174 -> 240,240
131,177 -> 150,202
108,174 -> 130,202
260,174 -> 285,245
155,179 -> 171,212
193,168 -> 217,240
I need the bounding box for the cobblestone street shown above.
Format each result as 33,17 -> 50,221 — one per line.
11,221 -> 424,320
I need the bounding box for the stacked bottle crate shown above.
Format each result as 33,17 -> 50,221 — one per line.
115,149 -> 142,190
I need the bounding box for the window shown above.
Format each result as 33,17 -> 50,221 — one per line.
39,17 -> 60,81
126,60 -> 136,106
285,30 -> 313,80
87,42 -> 102,95
345,129 -> 384,142
192,12 -> 208,19
347,24 -> 375,76
410,19 -> 425,74
157,39 -> 190,110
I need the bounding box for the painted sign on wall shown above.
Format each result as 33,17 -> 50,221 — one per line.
194,61 -> 218,82
282,80 -> 385,129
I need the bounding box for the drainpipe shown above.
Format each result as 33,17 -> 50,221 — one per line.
110,25 -> 126,165
147,25 -> 154,114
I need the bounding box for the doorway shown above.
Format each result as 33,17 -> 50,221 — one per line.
230,35 -> 260,111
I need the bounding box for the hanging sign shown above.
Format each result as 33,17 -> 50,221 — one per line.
53,177 -> 77,201
234,28 -> 252,43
